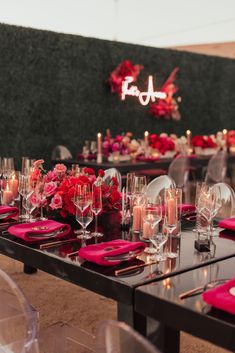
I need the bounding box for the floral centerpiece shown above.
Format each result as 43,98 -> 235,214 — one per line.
228,130 -> 235,153
192,135 -> 217,156
30,161 -> 122,218
149,133 -> 176,158
103,132 -> 140,161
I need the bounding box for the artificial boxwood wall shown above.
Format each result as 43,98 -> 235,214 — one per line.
0,23 -> 234,166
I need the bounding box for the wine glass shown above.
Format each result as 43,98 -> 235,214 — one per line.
35,181 -> 48,221
126,172 -> 135,199
75,205 -> 93,240
2,158 -> 15,179
19,175 -> 34,221
132,175 -> 147,196
165,188 -> 178,259
74,184 -> 92,238
23,192 -> 37,222
142,196 -> 165,260
91,184 -> 103,237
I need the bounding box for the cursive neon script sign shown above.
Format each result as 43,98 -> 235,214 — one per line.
121,75 -> 167,106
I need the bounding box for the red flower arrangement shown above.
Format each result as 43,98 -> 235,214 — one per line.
149,134 -> 175,155
192,135 -> 217,149
228,130 -> 235,146
108,61 -> 181,121
30,162 -> 121,218
108,60 -> 144,95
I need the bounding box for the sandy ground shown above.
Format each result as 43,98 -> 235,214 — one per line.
0,254 -> 230,353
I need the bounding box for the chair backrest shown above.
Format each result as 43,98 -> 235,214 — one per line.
211,182 -> 235,220
51,145 -> 72,160
97,320 -> 161,353
0,269 -> 37,353
205,150 -> 227,184
168,155 -> 190,188
104,168 -> 122,192
146,175 -> 175,203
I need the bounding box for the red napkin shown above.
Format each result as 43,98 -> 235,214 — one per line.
203,278 -> 235,315
8,220 -> 71,243
218,218 -> 235,231
78,239 -> 146,266
0,206 -> 19,220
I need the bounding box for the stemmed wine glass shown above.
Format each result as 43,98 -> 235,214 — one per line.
142,197 -> 167,261
2,158 -> 15,179
19,175 -> 35,221
132,175 -> 147,196
74,184 -> 92,239
165,188 -> 178,259
35,180 -> 48,220
91,184 -> 103,237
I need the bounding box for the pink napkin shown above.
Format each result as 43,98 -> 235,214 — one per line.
218,218 -> 235,231
161,204 -> 196,217
8,220 -> 71,243
78,239 -> 146,266
203,278 -> 235,315
219,230 -> 235,240
0,206 -> 19,220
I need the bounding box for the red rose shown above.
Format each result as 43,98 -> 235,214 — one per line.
98,169 -> 105,177
83,167 -> 95,175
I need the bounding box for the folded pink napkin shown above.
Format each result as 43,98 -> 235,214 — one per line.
8,220 -> 71,243
202,278 -> 235,315
0,206 -> 19,220
78,239 -> 146,266
218,218 -> 235,231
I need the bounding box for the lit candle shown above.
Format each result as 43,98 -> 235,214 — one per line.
186,130 -> 192,147
167,197 -> 176,225
132,205 -> 142,232
97,132 -> 103,164
2,182 -> 14,205
142,221 -> 152,239
223,129 -> 228,147
144,131 -> 149,146
9,174 -> 19,199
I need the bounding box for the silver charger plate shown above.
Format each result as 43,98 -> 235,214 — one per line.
104,248 -> 144,262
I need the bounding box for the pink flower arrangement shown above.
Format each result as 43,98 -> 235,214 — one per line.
192,135 -> 217,149
149,134 -> 175,155
30,161 -> 121,218
228,131 -> 235,146
103,132 -> 133,157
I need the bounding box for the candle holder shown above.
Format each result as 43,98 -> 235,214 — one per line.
164,188 -> 179,258
96,153 -> 103,164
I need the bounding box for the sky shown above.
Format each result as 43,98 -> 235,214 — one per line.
0,0 -> 234,47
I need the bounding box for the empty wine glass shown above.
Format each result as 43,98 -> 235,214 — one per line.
132,175 -> 147,196
74,184 -> 92,238
142,196 -> 165,260
165,188 -> 178,259
19,175 -> 34,221
75,205 -> 93,240
91,184 -> 103,237
23,192 -> 37,222
2,158 -> 15,179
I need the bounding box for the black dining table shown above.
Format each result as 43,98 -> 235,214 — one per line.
1,213 -> 235,349
135,256 -> 235,353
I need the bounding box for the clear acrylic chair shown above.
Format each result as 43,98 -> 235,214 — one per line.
168,155 -> 190,188
51,145 -> 72,160
38,322 -> 96,353
104,168 -> 122,192
0,268 -> 37,353
205,150 -> 227,184
96,320 -> 161,353
211,182 -> 235,221
146,175 -> 175,203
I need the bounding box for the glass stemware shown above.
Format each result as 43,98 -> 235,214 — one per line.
74,184 -> 92,239
91,184 -> 103,237
75,206 -> 93,240
142,197 -> 166,260
165,188 -> 178,259
18,174 -> 34,221
2,158 -> 15,179
132,175 -> 147,196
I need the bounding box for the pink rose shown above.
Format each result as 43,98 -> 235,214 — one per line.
30,193 -> 42,207
44,171 -> 58,183
50,193 -> 63,210
43,181 -> 57,197
53,164 -> 67,174
33,159 -> 44,169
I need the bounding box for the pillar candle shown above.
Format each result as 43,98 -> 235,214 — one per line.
132,205 -> 142,232
97,132 -> 102,154
223,129 -> 228,147
186,130 -> 192,147
9,175 -> 19,199
167,198 -> 176,225
2,184 -> 14,205
144,131 -> 149,146
142,221 -> 152,239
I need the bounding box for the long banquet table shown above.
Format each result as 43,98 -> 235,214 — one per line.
0,214 -> 235,352
135,257 -> 235,353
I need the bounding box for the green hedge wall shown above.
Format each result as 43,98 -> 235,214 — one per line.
0,23 -> 234,166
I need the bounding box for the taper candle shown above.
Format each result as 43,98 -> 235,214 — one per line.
144,131 -> 149,146
186,130 -> 192,147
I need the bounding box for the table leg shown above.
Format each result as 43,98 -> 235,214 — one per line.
23,264 -> 37,274
117,302 -> 147,336
148,323 -> 180,353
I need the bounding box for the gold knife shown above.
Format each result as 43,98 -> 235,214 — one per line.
115,261 -> 160,276
40,238 -> 80,250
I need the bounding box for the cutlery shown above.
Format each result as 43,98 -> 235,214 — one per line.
40,238 -> 80,250
179,278 -> 230,300
27,228 -> 65,238
115,261 -> 160,276
104,247 -> 144,261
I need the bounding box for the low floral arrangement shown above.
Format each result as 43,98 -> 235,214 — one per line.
108,60 -> 181,121
228,130 -> 235,146
192,135 -> 217,149
103,132 -> 132,156
149,133 -> 175,155
30,161 -> 122,218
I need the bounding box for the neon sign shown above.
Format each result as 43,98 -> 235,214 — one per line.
121,75 -> 167,106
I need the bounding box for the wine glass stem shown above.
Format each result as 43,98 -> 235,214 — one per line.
95,214 -> 98,233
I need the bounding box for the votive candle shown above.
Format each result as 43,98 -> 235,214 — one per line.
9,174 -> 19,199
2,183 -> 14,205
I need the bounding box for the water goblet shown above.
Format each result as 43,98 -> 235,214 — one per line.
74,184 -> 92,237
75,205 -> 93,240
91,184 -> 103,237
